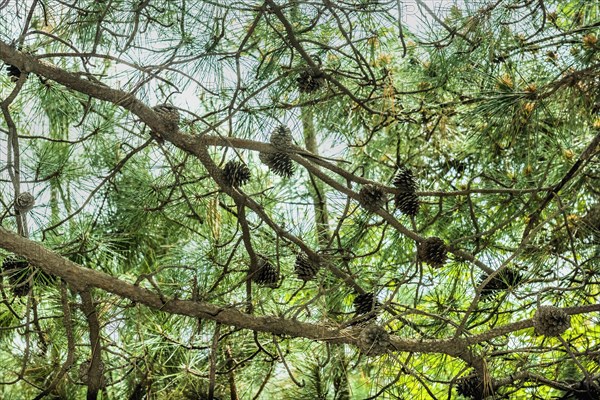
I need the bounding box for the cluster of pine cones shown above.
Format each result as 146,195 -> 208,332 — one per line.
250,252 -> 321,288
259,125 -> 295,178
393,167 -> 419,216
357,166 -> 420,216
224,125 -> 297,188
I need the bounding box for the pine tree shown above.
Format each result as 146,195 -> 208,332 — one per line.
0,1 -> 598,398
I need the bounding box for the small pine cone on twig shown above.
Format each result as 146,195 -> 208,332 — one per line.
417,237 -> 447,267
222,161 -> 251,187
270,125 -> 294,152
353,292 -> 381,324
395,192 -> 420,217
359,325 -> 390,356
393,167 -> 417,192
456,373 -> 491,400
479,267 -> 523,300
533,305 -> 570,337
393,167 -> 419,216
294,252 -> 319,281
1,256 -> 31,297
152,103 -> 180,134
259,152 -> 295,178
5,63 -> 21,81
297,68 -> 324,93
14,192 -> 35,213
251,257 -> 279,288
358,184 -> 386,212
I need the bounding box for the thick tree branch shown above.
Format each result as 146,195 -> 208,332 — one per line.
0,40 -> 166,134
1,226 -> 598,362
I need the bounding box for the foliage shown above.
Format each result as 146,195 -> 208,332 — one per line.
0,0 -> 599,399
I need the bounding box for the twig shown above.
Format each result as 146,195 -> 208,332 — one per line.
208,323 -> 221,400
32,281 -> 76,400
80,289 -> 104,400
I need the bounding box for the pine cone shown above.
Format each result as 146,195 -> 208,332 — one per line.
294,253 -> 319,281
358,184 -> 386,211
152,104 -> 180,134
395,192 -> 420,216
354,292 -> 380,316
270,125 -> 294,152
1,256 -> 31,297
479,267 -> 523,300
393,167 -> 420,216
359,325 -> 390,356
393,167 -> 417,192
456,374 -> 489,400
533,305 -> 570,337
259,152 -> 295,178
568,379 -> 600,400
5,63 -> 21,81
222,161 -> 251,187
1,256 -> 29,272
297,68 -> 324,93
14,192 -> 35,213
417,237 -> 447,267
252,257 -> 279,288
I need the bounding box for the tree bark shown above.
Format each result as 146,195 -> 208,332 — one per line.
301,107 -> 349,399
80,289 -> 104,400
301,106 -> 331,248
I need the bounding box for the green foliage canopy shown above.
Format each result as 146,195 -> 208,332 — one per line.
0,0 -> 599,398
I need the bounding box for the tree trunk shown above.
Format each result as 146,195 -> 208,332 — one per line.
301,107 -> 349,400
